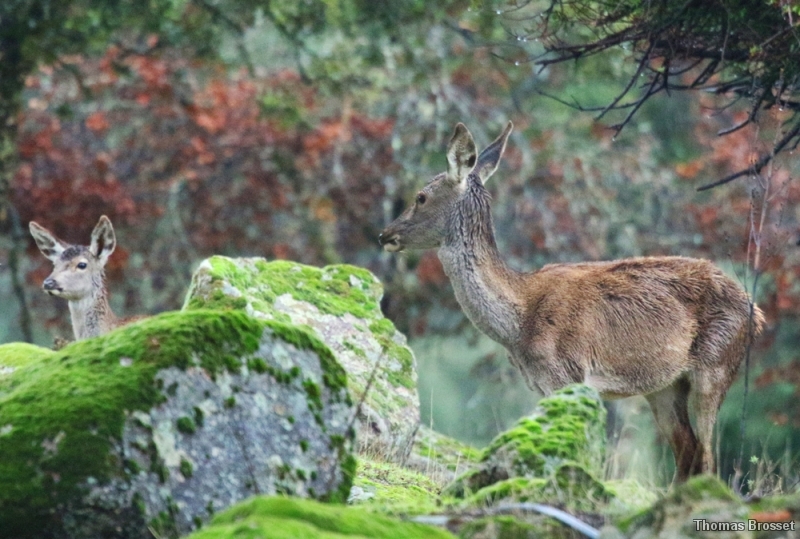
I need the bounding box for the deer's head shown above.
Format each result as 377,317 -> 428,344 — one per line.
29,216 -> 117,301
379,121 -> 512,252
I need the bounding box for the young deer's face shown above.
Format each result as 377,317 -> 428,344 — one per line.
379,172 -> 464,252
379,122 -> 513,252
29,216 -> 117,301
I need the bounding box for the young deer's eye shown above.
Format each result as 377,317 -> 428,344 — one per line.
77,262 -> 87,270
416,193 -> 427,205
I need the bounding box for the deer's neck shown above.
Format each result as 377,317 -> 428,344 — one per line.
69,277 -> 117,340
438,181 -> 522,347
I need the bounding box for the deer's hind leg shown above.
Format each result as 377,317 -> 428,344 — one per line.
691,327 -> 749,475
645,376 -> 702,483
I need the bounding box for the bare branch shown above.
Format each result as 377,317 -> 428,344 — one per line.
697,119 -> 800,191
596,40 -> 655,120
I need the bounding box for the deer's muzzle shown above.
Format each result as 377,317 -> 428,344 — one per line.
43,278 -> 62,294
378,232 -> 402,252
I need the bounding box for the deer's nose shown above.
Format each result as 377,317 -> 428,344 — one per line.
43,278 -> 58,291
378,233 -> 387,245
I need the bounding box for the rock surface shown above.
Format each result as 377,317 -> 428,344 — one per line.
0,310 -> 355,538
184,256 -> 420,461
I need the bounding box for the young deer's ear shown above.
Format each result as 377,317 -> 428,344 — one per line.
475,121 -> 513,184
446,123 -> 477,185
29,222 -> 66,262
90,215 -> 116,265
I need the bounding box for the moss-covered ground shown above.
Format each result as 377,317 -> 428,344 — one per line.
413,426 -> 483,473
351,457 -> 444,515
183,496 -> 455,539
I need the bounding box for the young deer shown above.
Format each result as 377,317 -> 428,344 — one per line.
379,122 -> 765,482
30,215 -> 135,341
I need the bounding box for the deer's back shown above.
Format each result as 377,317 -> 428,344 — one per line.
517,256 -> 759,397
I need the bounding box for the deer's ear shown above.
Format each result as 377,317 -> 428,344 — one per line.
446,123 -> 477,185
475,121 -> 513,184
29,222 -> 66,262
90,215 -> 116,265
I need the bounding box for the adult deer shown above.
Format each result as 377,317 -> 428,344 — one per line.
379,122 -> 764,482
30,215 -> 140,341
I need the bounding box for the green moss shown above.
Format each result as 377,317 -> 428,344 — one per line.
304,380 -> 323,410
481,384 -> 606,477
352,457 -> 443,515
0,344 -> 56,406
193,406 -> 205,428
617,475 -> 740,533
180,458 -> 194,478
184,496 -> 455,539
149,498 -> 180,539
414,427 -> 482,473
184,257 -> 382,321
748,490 -> 800,514
177,416 -> 197,435
445,385 -> 607,503
467,477 -> 547,505
342,339 -> 366,358
124,458 -> 141,476
324,434 -> 358,504
264,321 -> 348,395
183,256 -> 415,392
603,479 -> 660,519
656,474 -> 737,506
467,465 -> 611,511
368,319 -> 415,390
0,310 -> 262,536
0,342 -> 55,368
248,357 -> 268,373
224,396 -> 236,408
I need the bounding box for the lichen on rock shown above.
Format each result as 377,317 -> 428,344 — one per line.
184,256 -> 420,461
0,309 -> 355,538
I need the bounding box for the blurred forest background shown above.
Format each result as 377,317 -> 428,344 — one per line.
1,0 -> 799,490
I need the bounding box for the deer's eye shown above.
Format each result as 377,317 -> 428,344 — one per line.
416,193 -> 427,205
77,262 -> 87,270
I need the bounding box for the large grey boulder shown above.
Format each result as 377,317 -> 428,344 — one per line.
0,310 -> 355,538
184,256 -> 420,461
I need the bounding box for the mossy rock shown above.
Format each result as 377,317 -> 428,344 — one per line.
446,384 -> 606,500
183,495 -> 455,539
0,310 -> 355,538
611,475 -> 748,538
482,384 -> 606,477
184,256 -> 420,461
466,464 -> 612,512
602,479 -> 660,520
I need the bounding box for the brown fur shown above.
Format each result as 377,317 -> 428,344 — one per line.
380,121 -> 764,482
